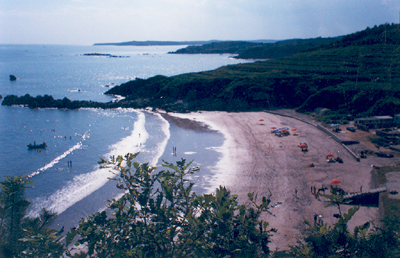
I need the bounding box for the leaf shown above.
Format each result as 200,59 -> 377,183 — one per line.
116,155 -> 123,164
56,226 -> 65,237
248,192 -> 254,201
204,194 -> 214,204
66,228 -> 77,246
343,206 -> 360,223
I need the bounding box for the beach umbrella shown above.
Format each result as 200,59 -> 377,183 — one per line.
326,153 -> 334,158
271,126 -> 277,129
300,143 -> 307,148
281,129 -> 287,132
291,128 -> 297,131
259,118 -> 264,121
330,179 -> 341,184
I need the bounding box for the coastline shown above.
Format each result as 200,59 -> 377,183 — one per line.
168,111 -> 388,250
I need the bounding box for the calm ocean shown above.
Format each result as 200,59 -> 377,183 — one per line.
0,44 -> 251,229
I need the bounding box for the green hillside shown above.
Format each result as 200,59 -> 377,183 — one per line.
170,41 -> 265,55
170,37 -> 341,59
104,23 -> 400,117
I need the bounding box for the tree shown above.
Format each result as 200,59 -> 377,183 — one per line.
0,176 -> 65,258
19,208 -> 65,257
66,153 -> 276,257
0,176 -> 33,256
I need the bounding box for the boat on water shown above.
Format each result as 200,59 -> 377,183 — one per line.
27,142 -> 47,150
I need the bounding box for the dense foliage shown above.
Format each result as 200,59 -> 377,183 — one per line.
1,94 -> 107,110
171,41 -> 266,55
171,38 -> 341,59
3,23 -> 399,118
106,23 -> 400,116
66,154 -> 276,257
1,155 -> 399,257
0,176 -> 64,257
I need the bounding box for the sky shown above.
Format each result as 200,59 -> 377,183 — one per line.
0,0 -> 398,45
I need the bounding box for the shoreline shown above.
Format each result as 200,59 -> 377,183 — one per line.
168,110 -> 393,250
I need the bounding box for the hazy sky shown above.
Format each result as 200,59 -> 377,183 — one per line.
0,0 -> 398,45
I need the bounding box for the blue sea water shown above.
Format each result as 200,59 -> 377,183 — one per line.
0,44 -> 252,229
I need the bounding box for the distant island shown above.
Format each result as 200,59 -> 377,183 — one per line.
93,40 -> 276,46
3,23 -> 400,123
82,53 -> 129,58
94,38 -> 343,60
169,37 -> 342,59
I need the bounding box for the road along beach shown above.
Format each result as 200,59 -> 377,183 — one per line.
169,111 -> 395,250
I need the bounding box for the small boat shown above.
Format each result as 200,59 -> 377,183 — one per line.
27,142 -> 47,150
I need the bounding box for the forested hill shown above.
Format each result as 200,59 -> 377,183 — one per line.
171,37 -> 341,59
170,41 -> 267,55
100,23 -> 400,116
3,24 -> 400,120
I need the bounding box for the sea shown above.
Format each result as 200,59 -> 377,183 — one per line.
0,44 -> 253,230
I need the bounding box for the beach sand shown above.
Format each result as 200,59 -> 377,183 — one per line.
169,110 -> 398,251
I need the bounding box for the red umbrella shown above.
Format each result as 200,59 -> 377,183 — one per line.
259,119 -> 264,121
271,126 -> 277,129
326,153 -> 334,158
330,179 -> 341,184
291,128 -> 297,131
300,143 -> 307,148
281,129 -> 287,132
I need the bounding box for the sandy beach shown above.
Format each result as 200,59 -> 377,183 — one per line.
169,110 -> 398,251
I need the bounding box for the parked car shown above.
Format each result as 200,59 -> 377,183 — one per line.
346,126 -> 356,132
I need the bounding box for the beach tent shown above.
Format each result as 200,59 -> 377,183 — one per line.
300,143 -> 308,151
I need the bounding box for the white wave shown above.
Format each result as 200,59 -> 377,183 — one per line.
184,151 -> 197,155
107,111 -> 148,157
149,112 -> 170,166
28,141 -> 84,178
27,110 -> 152,217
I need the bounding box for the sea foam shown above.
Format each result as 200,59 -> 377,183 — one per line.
27,110 -> 151,217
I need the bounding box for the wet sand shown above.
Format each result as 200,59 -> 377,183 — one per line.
169,111 -> 395,251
